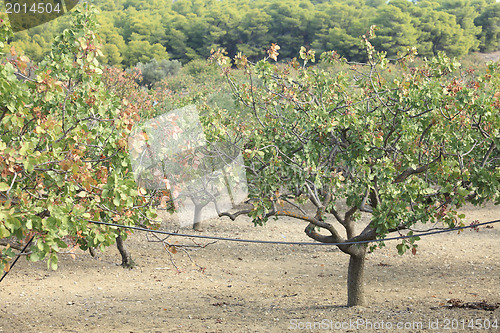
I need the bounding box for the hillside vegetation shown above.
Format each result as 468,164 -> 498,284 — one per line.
6,0 -> 500,68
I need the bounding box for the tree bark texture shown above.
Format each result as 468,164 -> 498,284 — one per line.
347,247 -> 366,306
192,203 -> 204,232
116,232 -> 135,268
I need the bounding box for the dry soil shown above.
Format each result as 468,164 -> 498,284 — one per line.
0,203 -> 499,332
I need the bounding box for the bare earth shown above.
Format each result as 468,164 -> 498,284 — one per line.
1,203 -> 499,333
476,51 -> 500,63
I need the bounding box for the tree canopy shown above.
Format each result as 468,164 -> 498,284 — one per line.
0,5 -> 160,271
207,26 -> 499,306
6,0 -> 500,68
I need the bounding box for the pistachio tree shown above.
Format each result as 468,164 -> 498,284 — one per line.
208,27 -> 499,306
0,5 -> 157,272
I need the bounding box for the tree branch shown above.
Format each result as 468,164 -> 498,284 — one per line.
481,142 -> 495,168
327,206 -> 345,225
0,106 -> 8,124
304,224 -> 345,244
218,209 -> 253,221
0,239 -> 24,251
393,153 -> 442,184
360,189 -> 373,213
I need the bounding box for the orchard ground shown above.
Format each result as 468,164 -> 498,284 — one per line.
0,202 -> 498,332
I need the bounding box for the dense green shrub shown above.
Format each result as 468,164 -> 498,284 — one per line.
132,58 -> 182,88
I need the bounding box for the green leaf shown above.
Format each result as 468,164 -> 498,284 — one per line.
0,224 -> 10,238
48,254 -> 58,270
0,182 -> 9,191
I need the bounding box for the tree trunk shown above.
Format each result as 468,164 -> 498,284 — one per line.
88,247 -> 98,258
192,203 -> 204,232
116,232 -> 135,268
347,248 -> 366,306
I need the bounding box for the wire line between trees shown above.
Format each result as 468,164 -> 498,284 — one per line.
86,218 -> 500,246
